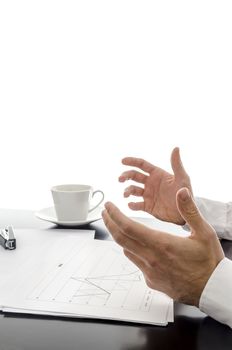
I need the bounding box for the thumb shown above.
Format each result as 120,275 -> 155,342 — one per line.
171,147 -> 188,179
176,187 -> 205,232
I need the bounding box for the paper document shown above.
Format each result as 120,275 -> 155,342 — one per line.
0,234 -> 173,325
0,229 -> 95,299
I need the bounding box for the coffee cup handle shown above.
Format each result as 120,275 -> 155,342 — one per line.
88,190 -> 105,213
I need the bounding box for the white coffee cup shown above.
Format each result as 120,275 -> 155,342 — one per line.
51,184 -> 104,222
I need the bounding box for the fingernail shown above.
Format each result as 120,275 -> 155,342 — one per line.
179,188 -> 190,202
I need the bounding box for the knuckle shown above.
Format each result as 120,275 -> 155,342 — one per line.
161,240 -> 172,255
124,187 -> 130,196
131,171 -> 137,180
122,171 -> 130,180
122,220 -> 132,232
184,173 -> 191,182
181,176 -> 191,188
185,206 -> 199,219
204,224 -> 217,241
148,257 -> 156,268
114,234 -> 125,246
137,158 -> 144,166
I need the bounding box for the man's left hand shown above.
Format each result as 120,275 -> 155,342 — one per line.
102,188 -> 224,306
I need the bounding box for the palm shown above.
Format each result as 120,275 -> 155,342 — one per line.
119,148 -> 192,225
142,167 -> 190,224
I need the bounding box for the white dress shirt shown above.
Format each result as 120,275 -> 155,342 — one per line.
194,197 -> 232,328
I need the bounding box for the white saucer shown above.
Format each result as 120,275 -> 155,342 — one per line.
35,206 -> 103,227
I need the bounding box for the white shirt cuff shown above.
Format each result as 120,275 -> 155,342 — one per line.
199,257 -> 232,328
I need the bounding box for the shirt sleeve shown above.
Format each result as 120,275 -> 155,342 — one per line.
194,197 -> 232,240
199,257 -> 232,328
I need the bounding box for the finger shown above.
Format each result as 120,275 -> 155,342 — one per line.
123,248 -> 148,271
128,201 -> 145,211
176,187 -> 206,233
124,185 -> 144,198
121,157 -> 155,174
102,209 -> 149,256
119,170 -> 147,184
171,147 -> 188,179
104,201 -> 161,246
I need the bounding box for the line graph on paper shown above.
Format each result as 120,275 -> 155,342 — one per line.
27,241 -> 154,312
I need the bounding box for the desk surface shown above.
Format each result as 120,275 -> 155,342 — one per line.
0,208 -> 232,350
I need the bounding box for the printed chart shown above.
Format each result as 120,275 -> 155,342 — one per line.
28,243 -> 153,312
1,236 -> 173,325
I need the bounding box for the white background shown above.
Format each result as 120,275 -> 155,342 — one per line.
0,1 -> 232,215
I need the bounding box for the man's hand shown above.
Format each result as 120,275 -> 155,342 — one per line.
119,147 -> 192,225
102,188 -> 224,306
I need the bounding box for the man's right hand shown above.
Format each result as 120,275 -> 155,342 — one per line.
119,147 -> 193,225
